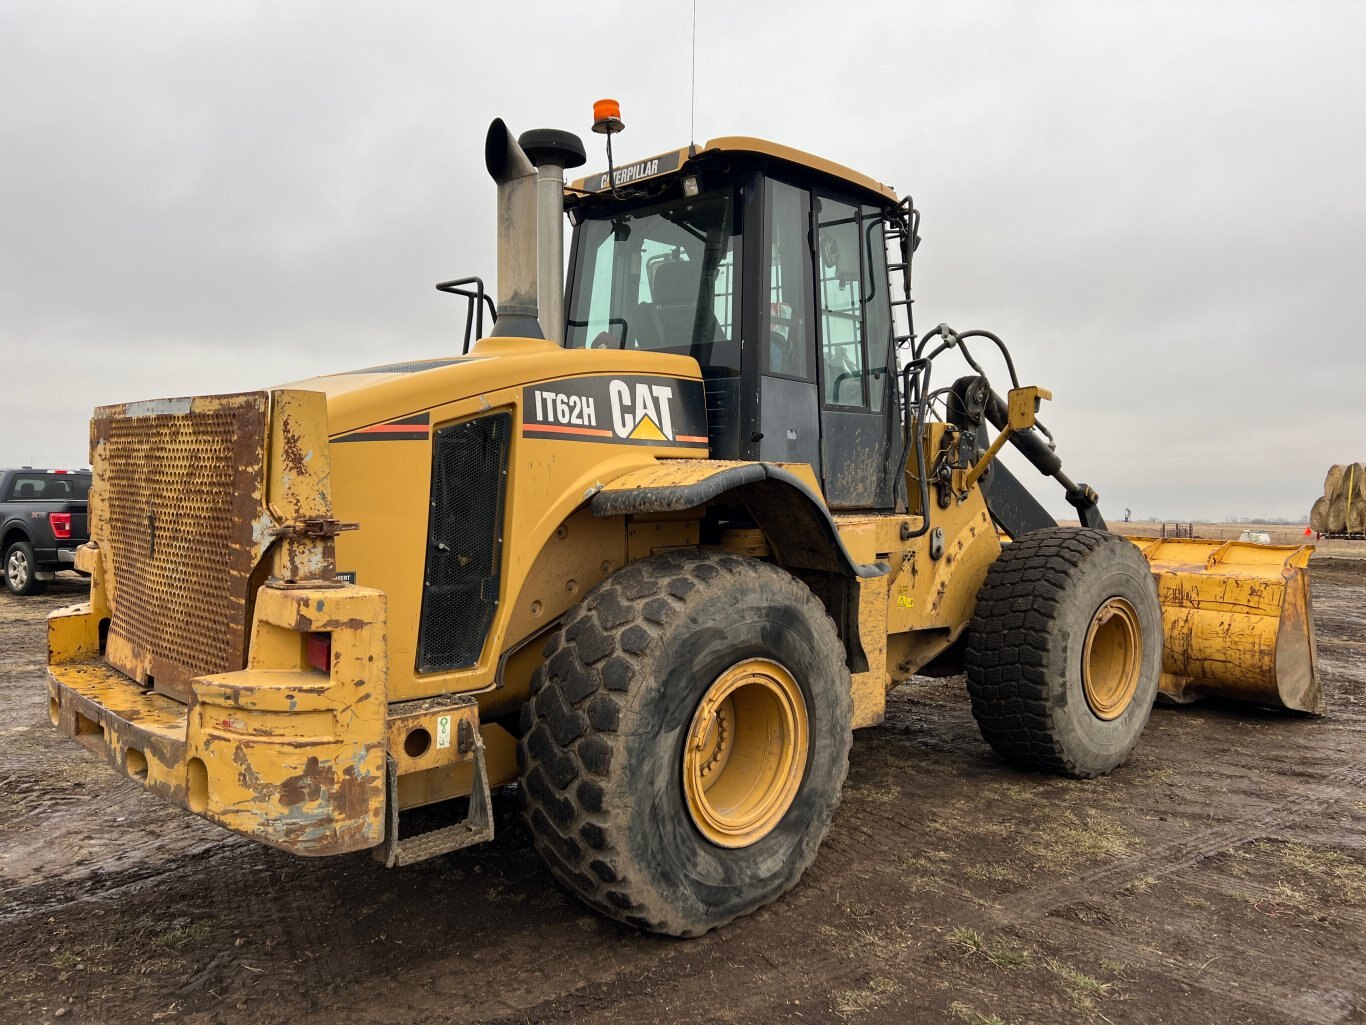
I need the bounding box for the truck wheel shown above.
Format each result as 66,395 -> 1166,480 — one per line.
518,550 -> 852,937
964,527 -> 1161,778
3,540 -> 44,596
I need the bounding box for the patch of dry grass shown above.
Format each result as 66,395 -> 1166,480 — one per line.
844,776 -> 904,804
897,849 -> 953,893
962,861 -> 1025,885
1135,767 -> 1176,786
1278,842 -> 1366,903
1044,958 -> 1112,1012
832,975 -> 901,1018
947,928 -> 1034,969
1023,811 -> 1135,864
947,1000 -> 1007,1025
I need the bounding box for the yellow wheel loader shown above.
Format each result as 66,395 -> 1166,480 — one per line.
46,107 -> 1319,937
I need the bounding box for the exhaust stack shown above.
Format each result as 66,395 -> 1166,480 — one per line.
518,129 -> 586,344
484,119 -> 543,338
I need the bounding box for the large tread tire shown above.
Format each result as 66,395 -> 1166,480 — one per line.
965,527 -> 1161,778
3,540 -> 45,596
517,550 -> 852,937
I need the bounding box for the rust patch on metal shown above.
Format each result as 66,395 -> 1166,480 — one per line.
279,415 -> 308,478
94,391 -> 271,701
280,755 -> 334,806
333,763 -> 376,819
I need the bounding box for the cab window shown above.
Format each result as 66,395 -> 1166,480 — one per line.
566,188 -> 742,372
761,180 -> 811,379
816,197 -> 866,406
862,204 -> 892,413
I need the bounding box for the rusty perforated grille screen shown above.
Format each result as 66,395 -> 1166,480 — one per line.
96,394 -> 268,699
417,413 -> 510,673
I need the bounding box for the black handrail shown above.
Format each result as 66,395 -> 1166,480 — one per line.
436,276 -> 499,354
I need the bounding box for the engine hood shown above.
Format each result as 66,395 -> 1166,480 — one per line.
281,336 -> 705,438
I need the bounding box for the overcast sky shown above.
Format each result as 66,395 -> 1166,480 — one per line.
2,1 -> 1362,521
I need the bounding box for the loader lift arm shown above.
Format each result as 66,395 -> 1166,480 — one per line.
946,372 -> 1106,537
899,321 -> 1105,539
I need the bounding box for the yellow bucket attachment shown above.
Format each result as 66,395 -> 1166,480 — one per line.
1125,537 -> 1321,714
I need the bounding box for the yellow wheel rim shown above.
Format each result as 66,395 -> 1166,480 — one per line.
682,658 -> 809,848
1081,597 -> 1142,720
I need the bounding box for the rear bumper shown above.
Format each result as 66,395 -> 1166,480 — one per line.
56,547 -> 78,566
47,584 -> 392,856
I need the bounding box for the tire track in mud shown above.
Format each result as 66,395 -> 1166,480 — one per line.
1182,869 -> 1366,932
1036,915 -> 1366,1025
0,839 -> 246,926
956,763 -> 1366,936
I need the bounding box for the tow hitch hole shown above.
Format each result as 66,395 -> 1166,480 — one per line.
404,727 -> 432,758
187,758 -> 208,813
74,710 -> 101,737
49,696 -> 60,727
126,747 -> 148,781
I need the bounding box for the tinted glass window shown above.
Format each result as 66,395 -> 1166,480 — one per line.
862,204 -> 893,414
816,197 -> 866,406
7,473 -> 90,500
762,181 -> 811,379
566,189 -> 742,372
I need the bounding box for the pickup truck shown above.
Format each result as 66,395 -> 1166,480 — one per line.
1,467 -> 91,595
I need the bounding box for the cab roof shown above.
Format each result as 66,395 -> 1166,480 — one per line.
569,135 -> 898,207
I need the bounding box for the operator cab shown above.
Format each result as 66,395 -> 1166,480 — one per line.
563,141 -> 904,510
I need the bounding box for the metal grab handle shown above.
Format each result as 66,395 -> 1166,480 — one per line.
436,276 -> 499,354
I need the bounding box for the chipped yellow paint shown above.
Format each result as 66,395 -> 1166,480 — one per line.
266,388 -> 339,583
384,698 -> 480,775
49,579 -> 388,856
395,724 -> 518,811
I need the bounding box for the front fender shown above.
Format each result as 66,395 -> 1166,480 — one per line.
590,459 -> 888,580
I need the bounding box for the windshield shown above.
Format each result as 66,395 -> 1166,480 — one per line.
566,188 -> 741,371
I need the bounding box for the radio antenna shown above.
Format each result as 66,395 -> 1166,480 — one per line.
690,0 -> 697,147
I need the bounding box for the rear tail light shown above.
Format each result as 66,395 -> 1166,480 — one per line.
306,633 -> 332,675
49,512 -> 71,539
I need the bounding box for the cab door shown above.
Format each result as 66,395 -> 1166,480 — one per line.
812,193 -> 897,510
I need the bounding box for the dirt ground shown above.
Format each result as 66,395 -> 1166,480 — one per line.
3,558 -> 1364,1025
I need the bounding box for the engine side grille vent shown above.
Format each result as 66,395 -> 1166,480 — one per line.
416,413 -> 511,673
